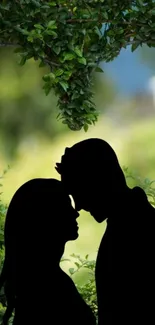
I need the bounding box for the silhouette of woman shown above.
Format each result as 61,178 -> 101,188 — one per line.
0,178 -> 96,325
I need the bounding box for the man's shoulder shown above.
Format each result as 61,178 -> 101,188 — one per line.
132,186 -> 155,214
132,186 -> 147,200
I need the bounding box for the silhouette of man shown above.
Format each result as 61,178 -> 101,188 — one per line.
56,138 -> 155,325
0,178 -> 96,325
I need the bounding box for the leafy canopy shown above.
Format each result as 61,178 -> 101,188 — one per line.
0,0 -> 155,130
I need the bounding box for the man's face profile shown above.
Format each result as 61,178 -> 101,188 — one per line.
61,172 -> 107,223
56,138 -> 120,222
61,172 -> 87,211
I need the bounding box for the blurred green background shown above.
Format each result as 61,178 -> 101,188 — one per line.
0,45 -> 155,275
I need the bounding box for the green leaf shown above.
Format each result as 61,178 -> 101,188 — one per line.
131,41 -> 140,52
63,53 -> 75,61
88,62 -> 97,67
39,61 -> 46,68
43,84 -> 51,96
49,72 -> 56,79
67,43 -> 74,51
84,124 -> 88,132
53,46 -> 61,55
74,47 -> 83,57
151,33 -> 155,40
117,29 -> 124,34
42,74 -> 50,81
75,80 -> 83,87
42,73 -> 55,81
15,27 -> 29,35
32,0 -> 41,7
137,0 -> 144,6
69,268 -> 75,275
78,57 -> 87,65
27,35 -> 34,42
102,11 -> 108,19
19,56 -> 27,66
46,30 -> 57,37
34,24 -> 44,30
59,81 -> 69,91
14,47 -> 23,53
149,9 -> 155,15
94,26 -> 102,39
107,29 -> 115,36
82,14 -> 91,19
55,69 -> 64,77
74,262 -> 80,268
63,71 -> 73,80
95,66 -> 103,73
0,4 -> 10,10
41,5 -> 50,9
71,92 -> 80,100
49,1 -> 57,6
81,29 -> 86,35
47,20 -> 56,28
66,110 -> 72,115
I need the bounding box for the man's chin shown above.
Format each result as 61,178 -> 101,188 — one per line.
90,212 -> 106,223
69,232 -> 79,241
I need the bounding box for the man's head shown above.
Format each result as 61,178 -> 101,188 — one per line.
56,138 -> 127,222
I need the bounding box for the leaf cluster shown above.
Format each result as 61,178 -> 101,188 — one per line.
1,1 -> 155,129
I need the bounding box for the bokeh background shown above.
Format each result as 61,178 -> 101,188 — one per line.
0,45 -> 155,274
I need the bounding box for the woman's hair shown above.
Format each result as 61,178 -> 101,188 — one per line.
0,179 -> 72,325
7,178 -> 68,219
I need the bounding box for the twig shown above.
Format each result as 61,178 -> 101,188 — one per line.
0,45 -> 60,67
66,18 -> 132,24
38,55 -> 60,67
44,58 -> 60,67
67,18 -> 98,23
0,42 -> 18,47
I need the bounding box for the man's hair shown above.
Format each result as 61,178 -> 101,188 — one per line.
56,138 -> 126,187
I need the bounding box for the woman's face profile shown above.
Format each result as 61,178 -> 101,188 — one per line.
55,195 -> 79,242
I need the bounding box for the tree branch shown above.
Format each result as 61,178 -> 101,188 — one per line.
38,55 -> 60,68
44,58 -> 60,67
0,42 -> 18,47
0,44 -> 60,67
67,18 -> 98,23
66,18 -> 132,24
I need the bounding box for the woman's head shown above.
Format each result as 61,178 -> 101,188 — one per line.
29,179 -> 79,243
9,179 -> 79,247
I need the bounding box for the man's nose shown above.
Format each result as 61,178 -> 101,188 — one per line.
75,211 -> 80,219
75,202 -> 82,211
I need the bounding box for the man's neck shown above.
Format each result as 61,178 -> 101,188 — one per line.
107,187 -> 133,224
107,186 -> 150,227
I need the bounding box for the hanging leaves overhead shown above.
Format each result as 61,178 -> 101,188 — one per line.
0,0 -> 155,130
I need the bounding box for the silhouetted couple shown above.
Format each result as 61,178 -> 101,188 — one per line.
1,138 -> 155,324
